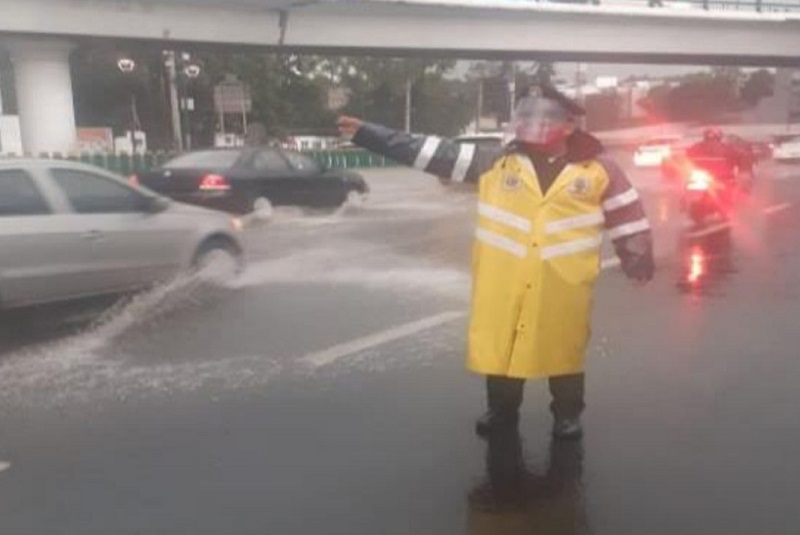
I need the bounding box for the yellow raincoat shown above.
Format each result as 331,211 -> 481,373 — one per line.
351,121 -> 652,381
467,154 -> 610,380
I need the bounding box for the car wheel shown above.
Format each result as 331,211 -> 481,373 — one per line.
251,196 -> 273,221
192,237 -> 244,284
345,189 -> 368,207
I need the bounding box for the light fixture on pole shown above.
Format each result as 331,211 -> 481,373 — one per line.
117,57 -> 136,74
180,62 -> 202,150
184,64 -> 201,79
117,57 -> 139,154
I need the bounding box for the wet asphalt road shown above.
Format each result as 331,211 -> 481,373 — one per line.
1,154 -> 800,534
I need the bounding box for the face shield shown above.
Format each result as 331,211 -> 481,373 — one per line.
507,96 -> 575,148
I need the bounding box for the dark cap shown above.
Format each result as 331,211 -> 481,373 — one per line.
517,82 -> 586,117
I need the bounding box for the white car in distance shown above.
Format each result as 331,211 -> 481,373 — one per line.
773,137 -> 800,162
633,136 -> 681,168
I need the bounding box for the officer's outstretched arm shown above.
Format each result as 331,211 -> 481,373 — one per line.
348,121 -> 499,184
599,158 -> 655,283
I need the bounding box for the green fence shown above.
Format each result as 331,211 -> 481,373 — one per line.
13,149 -> 397,175
67,152 -> 177,176
306,150 -> 396,170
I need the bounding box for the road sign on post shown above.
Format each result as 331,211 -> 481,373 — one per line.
214,76 -> 252,136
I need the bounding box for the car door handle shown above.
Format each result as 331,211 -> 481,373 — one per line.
81,230 -> 105,241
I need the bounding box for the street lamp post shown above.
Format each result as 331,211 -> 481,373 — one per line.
117,57 -> 139,154
164,51 -> 201,152
182,62 -> 201,150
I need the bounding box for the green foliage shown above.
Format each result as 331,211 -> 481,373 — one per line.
69,46 -> 476,148
640,69 -> 775,122
740,69 -> 775,106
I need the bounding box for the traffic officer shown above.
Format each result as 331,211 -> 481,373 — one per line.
337,84 -> 654,440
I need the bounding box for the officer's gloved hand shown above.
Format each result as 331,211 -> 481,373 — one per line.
337,116 -> 364,139
616,233 -> 655,285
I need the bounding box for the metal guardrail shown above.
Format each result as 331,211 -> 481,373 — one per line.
550,0 -> 800,11
660,0 -> 800,11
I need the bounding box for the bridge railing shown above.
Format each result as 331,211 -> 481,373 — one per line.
548,0 -> 800,12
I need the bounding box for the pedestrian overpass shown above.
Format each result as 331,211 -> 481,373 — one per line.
1,0 -> 799,154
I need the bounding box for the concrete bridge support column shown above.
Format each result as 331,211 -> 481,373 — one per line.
2,38 -> 76,155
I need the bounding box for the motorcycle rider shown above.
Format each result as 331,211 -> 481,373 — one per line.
686,127 -> 752,186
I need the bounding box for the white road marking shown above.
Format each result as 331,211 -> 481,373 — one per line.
0,462 -> 10,473
763,202 -> 793,215
301,310 -> 466,368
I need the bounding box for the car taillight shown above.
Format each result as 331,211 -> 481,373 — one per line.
687,169 -> 712,191
129,174 -> 140,187
199,174 -> 231,192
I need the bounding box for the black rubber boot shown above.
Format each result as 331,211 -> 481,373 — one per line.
475,410 -> 520,438
552,418 -> 583,441
476,376 -> 525,438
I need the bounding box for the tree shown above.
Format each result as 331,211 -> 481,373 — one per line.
68,46 -> 477,148
639,71 -> 740,122
467,61 -> 556,129
70,45 -> 173,148
335,57 -> 471,136
197,52 -> 335,140
585,92 -> 622,131
740,69 -> 775,107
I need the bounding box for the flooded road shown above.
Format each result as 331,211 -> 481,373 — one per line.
2,158 -> 800,534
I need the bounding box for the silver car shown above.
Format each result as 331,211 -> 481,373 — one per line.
0,160 -> 244,310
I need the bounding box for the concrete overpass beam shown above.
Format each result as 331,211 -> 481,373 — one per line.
3,38 -> 77,155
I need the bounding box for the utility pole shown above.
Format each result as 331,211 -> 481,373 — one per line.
575,62 -> 587,130
404,76 -> 413,133
507,62 -> 517,123
475,78 -> 484,134
164,50 -> 183,152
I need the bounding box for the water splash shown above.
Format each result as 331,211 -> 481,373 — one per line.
0,257 -> 256,408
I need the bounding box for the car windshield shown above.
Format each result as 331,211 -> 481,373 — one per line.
163,150 -> 242,169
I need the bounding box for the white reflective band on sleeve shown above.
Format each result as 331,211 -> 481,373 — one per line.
603,189 -> 639,211
540,235 -> 602,260
607,217 -> 651,240
413,136 -> 442,170
476,228 -> 527,258
452,143 -> 476,183
478,202 -> 532,232
545,211 -> 605,234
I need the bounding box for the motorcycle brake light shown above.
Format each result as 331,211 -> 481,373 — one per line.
687,170 -> 713,191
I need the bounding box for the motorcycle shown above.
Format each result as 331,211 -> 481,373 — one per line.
680,157 -> 746,227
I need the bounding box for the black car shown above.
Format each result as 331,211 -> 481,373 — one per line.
134,148 -> 369,215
